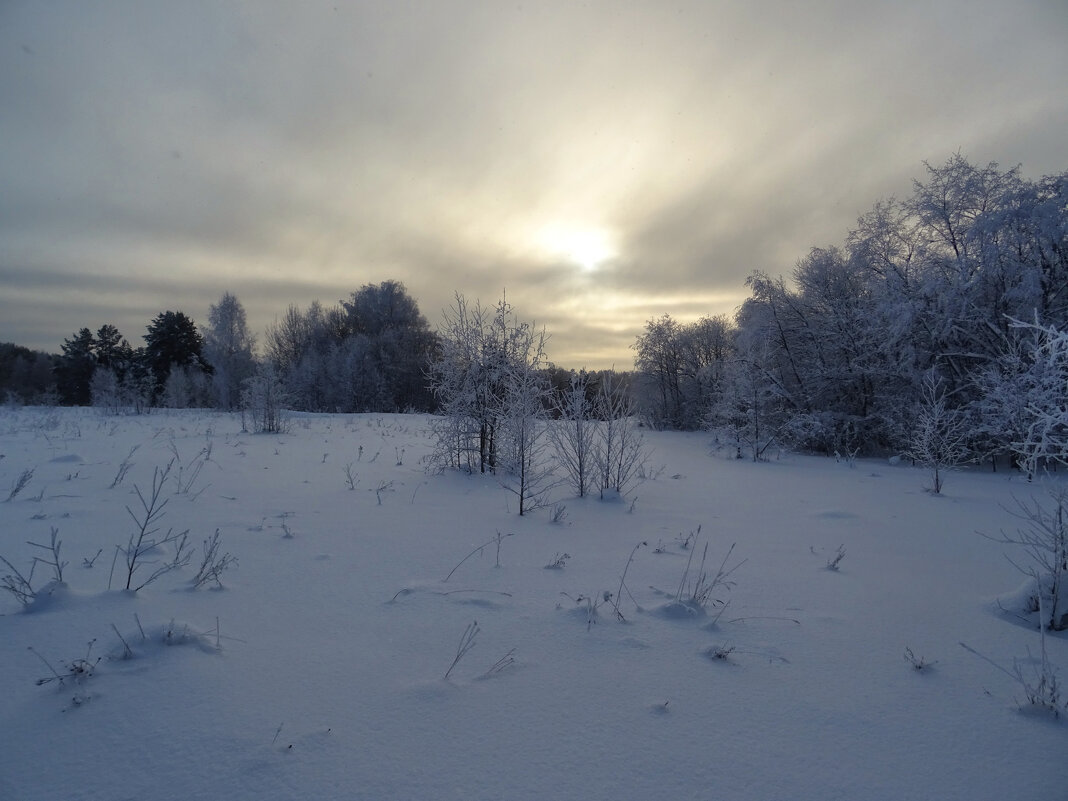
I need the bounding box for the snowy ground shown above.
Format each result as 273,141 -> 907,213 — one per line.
0,407 -> 1064,800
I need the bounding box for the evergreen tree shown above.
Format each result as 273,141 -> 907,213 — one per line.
143,311 -> 210,400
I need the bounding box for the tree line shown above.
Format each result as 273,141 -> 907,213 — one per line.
2,154 -> 1064,472
0,281 -> 439,415
633,154 -> 1067,470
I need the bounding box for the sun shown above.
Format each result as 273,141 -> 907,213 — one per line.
536,223 -> 617,272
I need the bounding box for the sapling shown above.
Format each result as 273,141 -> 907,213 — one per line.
119,464 -> 192,591
907,370 -> 970,494
549,371 -> 597,497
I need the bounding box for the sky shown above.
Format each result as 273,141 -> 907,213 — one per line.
2,1 -> 1066,369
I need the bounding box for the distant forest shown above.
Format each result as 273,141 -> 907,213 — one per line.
3,155 -> 1066,469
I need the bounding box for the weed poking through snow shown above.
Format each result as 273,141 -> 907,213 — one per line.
444,620 -> 479,680
545,552 -> 570,570
5,467 -> 34,502
903,646 -> 937,671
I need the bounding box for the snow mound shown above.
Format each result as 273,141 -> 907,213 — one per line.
990,576 -> 1040,619
654,599 -> 706,619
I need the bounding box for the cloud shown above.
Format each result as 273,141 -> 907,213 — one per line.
1,1 -> 1065,368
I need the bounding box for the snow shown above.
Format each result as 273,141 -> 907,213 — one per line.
0,407 -> 1065,800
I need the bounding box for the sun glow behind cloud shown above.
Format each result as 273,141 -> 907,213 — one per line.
533,223 -> 618,272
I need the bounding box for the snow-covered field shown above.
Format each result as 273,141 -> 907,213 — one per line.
0,407 -> 1064,800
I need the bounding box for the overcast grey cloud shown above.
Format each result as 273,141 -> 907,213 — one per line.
2,0 -> 1065,368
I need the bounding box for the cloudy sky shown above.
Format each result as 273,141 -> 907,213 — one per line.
2,1 -> 1065,368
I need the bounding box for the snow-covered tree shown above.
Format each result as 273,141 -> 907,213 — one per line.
90,367 -> 122,414
633,313 -> 735,430
709,334 -> 788,462
594,371 -> 650,499
263,285 -> 436,414
1007,319 -> 1068,477
907,370 -> 970,493
203,292 -> 256,411
430,293 -> 547,476
242,362 -> 289,434
497,350 -> 557,515
550,371 -> 598,498
160,364 -> 211,409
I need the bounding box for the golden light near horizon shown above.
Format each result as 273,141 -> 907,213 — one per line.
534,222 -> 618,273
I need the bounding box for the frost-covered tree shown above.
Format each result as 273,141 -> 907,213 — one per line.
342,281 -> 438,412
1005,319 -> 1068,477
430,293 -> 547,476
633,313 -> 735,429
907,370 -> 971,493
714,154 -> 1067,460
709,333 -> 788,462
160,365 -> 211,409
90,368 -> 122,414
242,362 -> 289,434
594,372 -> 650,499
497,345 -> 557,515
550,371 -> 598,498
263,285 -> 435,414
203,292 -> 256,411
